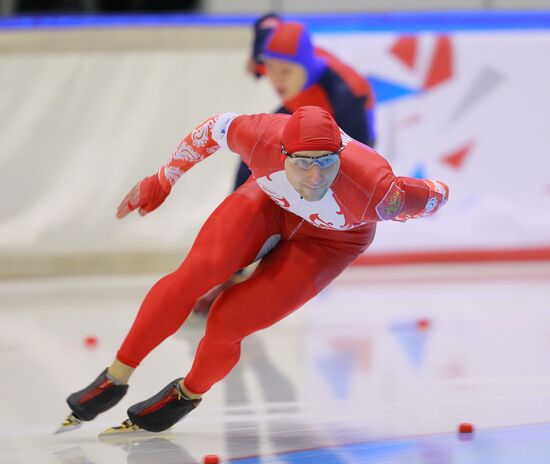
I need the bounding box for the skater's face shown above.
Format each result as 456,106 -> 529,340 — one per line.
264,58 -> 307,100
284,150 -> 341,201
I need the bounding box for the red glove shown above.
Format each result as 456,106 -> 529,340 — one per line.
116,174 -> 169,219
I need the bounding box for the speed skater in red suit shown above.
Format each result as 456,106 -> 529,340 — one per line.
192,15 -> 379,316
58,106 -> 448,435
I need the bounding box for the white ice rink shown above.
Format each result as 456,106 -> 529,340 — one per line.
1,262 -> 550,463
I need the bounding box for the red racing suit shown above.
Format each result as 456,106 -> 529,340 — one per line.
116,112 -> 448,394
159,112 -> 447,230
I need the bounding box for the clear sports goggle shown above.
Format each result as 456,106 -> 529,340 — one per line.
281,145 -> 344,170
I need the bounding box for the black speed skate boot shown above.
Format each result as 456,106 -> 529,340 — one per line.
128,378 -> 201,432
56,368 -> 129,434
101,378 -> 201,435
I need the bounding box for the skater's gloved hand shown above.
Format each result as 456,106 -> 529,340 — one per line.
116,174 -> 169,219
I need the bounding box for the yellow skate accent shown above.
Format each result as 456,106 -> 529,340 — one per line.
54,413 -> 83,434
99,418 -> 143,436
98,419 -> 175,444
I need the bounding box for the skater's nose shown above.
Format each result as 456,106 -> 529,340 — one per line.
305,165 -> 324,186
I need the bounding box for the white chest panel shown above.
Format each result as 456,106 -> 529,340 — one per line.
256,170 -> 353,230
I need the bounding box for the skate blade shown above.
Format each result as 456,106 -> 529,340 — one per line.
54,413 -> 83,435
98,419 -> 174,444
98,419 -> 149,441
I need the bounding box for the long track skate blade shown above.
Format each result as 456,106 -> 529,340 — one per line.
98,419 -> 147,439
98,419 -> 174,444
54,413 -> 83,434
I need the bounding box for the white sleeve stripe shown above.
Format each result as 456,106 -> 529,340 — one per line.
212,112 -> 239,151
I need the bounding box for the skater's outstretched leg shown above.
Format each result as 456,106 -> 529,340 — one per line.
117,184 -> 280,368
59,184 -> 280,433
105,235 -> 363,434
184,237 -> 358,394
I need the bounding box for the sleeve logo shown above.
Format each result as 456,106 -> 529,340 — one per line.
375,182 -> 405,220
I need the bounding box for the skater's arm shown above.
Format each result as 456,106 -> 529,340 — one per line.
116,113 -> 239,218
116,112 -> 274,218
358,148 -> 448,222
158,113 -> 239,193
372,172 -> 449,222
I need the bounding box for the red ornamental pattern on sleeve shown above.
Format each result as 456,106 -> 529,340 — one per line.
159,115 -> 221,190
164,166 -> 184,187
192,118 -> 218,147
174,141 -> 204,163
